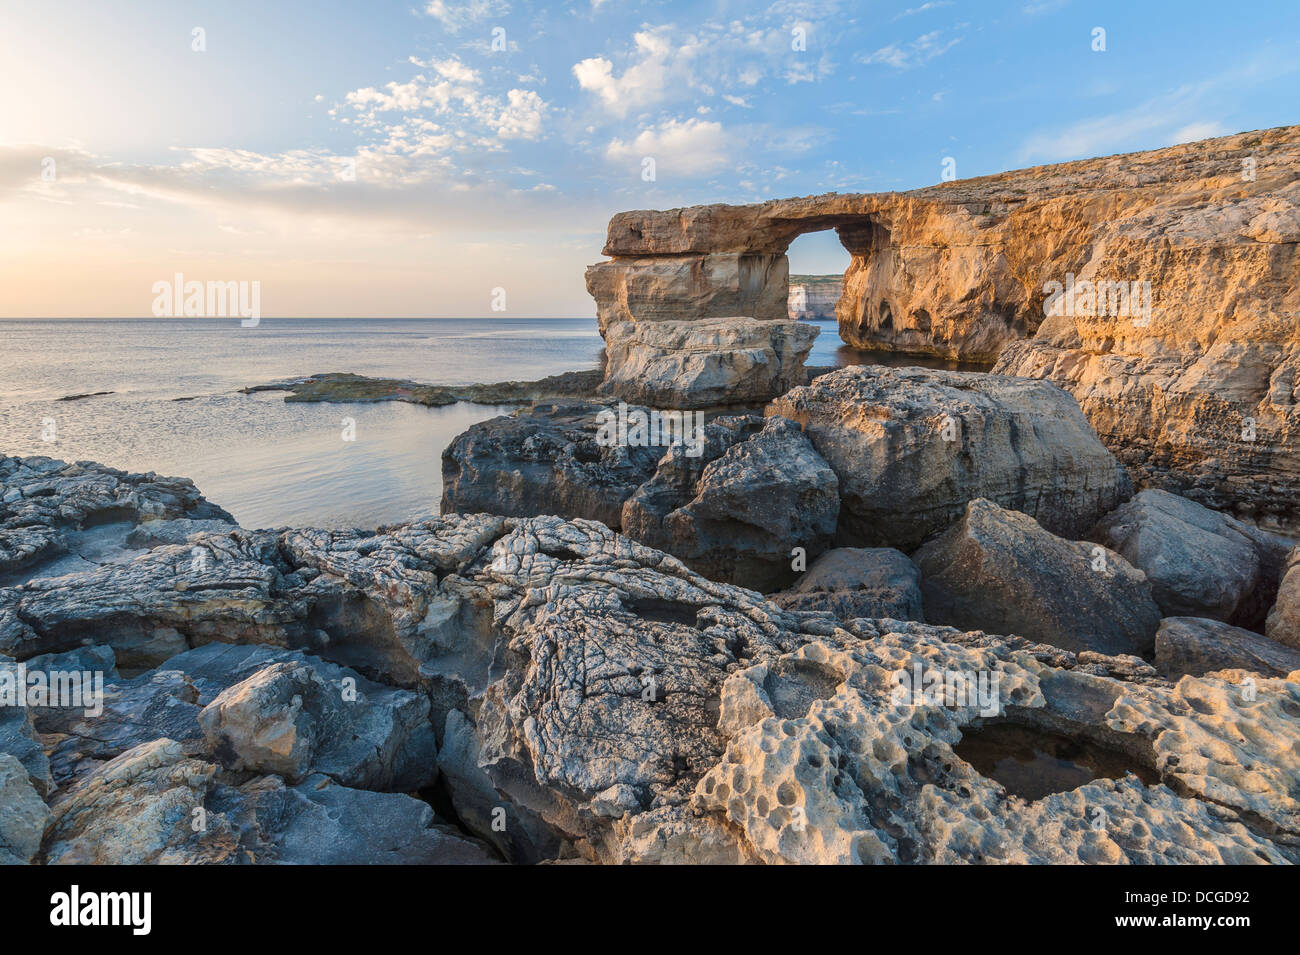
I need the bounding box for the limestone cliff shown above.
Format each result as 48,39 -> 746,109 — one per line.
587,125 -> 1300,527
788,274 -> 841,320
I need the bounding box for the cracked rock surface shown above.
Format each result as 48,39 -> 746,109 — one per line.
2,456 -> 1298,865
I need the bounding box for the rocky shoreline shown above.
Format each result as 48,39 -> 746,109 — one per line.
4,364 -> 1300,862
4,125 -> 1299,865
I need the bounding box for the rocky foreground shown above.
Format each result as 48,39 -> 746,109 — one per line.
2,444 -> 1299,865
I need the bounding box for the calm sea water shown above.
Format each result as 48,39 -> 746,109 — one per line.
0,317 -> 859,529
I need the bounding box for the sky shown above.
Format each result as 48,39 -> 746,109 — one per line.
1,0 -> 1298,318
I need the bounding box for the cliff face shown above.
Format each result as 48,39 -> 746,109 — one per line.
587,125 -> 1300,527
788,275 -> 841,320
587,126 -> 1298,357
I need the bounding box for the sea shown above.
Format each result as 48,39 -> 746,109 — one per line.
0,317 -> 878,529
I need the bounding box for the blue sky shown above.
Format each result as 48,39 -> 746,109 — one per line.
1,0 -> 1297,316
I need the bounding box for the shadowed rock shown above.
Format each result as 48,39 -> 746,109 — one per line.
1090,489 -> 1293,629
1155,616 -> 1300,679
914,498 -> 1160,656
771,547 -> 924,622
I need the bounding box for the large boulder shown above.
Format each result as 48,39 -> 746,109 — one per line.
599,317 -> 818,409
913,498 -> 1160,655
770,547 -> 924,622
1267,547 -> 1300,649
1090,489 -> 1292,628
1155,616 -> 1300,679
768,365 -> 1129,551
620,416 -> 838,590
440,401 -> 662,530
444,408 -> 838,590
196,657 -> 437,791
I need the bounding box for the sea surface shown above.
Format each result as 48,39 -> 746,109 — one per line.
0,317 -> 877,529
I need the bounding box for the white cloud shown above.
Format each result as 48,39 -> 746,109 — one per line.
572,29 -> 680,117
1171,120 -> 1227,144
423,0 -> 510,32
605,117 -> 734,175
497,89 -> 548,140
859,30 -> 961,69
894,1 -> 954,19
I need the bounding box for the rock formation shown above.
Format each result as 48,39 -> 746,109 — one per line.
913,498 -> 1161,656
590,126 -> 1300,532
4,456 -> 1300,865
1155,616 -> 1300,680
788,275 -> 841,321
770,547 -> 924,622
443,405 -> 840,590
599,317 -> 818,409
1267,547 -> 1300,649
1089,489 -> 1292,629
768,365 -> 1129,550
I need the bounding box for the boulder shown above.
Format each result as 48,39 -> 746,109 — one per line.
599,317 -> 818,409
440,401 -> 663,530
620,416 -> 838,590
1090,489 -> 1292,628
768,365 -> 1128,551
196,657 -> 437,791
770,547 -> 924,622
0,754 -> 51,864
1155,616 -> 1300,679
1266,547 -> 1300,649
913,498 -> 1160,655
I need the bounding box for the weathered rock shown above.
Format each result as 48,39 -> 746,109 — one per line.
591,128 -> 1299,366
1155,616 -> 1300,680
0,455 -> 234,581
914,498 -> 1160,655
770,547 -> 924,622
0,660 -> 54,796
39,668 -> 204,789
196,657 -> 437,790
620,416 -> 838,590
9,452 -> 1300,865
1267,547 -> 1300,649
42,739 -> 493,865
693,632 -> 1294,864
436,708 -> 564,863
768,365 -> 1128,550
0,754 -> 51,864
126,519 -> 241,549
599,317 -> 818,409
440,401 -> 663,530
594,127 -> 1300,531
1089,489 -> 1292,628
586,252 -> 789,333
0,530 -> 302,670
